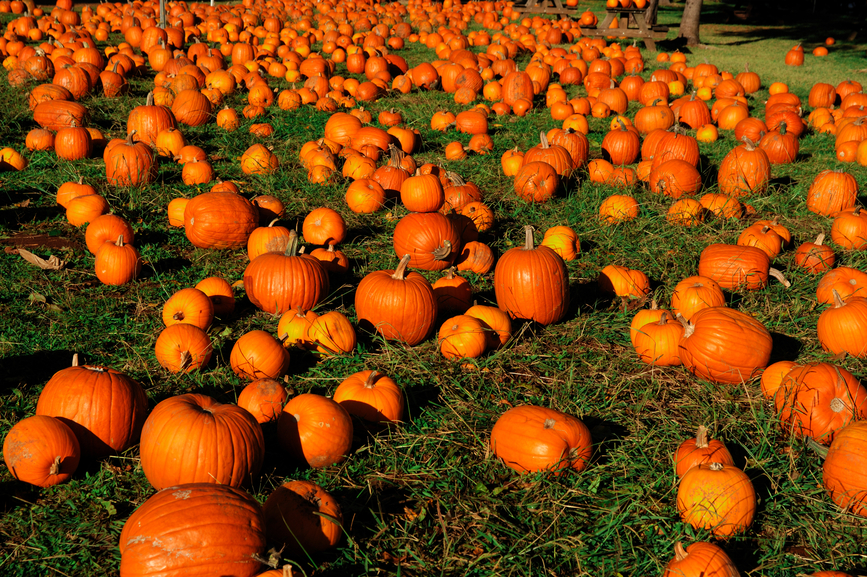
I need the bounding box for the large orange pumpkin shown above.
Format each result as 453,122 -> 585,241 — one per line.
139,393 -> 264,490
119,483 -> 266,577
823,421 -> 867,517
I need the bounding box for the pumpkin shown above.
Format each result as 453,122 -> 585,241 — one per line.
717,138 -> 770,198
126,91 -> 178,146
308,311 -> 357,356
154,323 -> 213,374
84,214 -> 134,255
632,311 -> 683,366
601,121 -> 640,166
2,415 -> 80,487
162,288 -> 214,330
465,304 -> 512,349
649,159 -> 701,198
490,405 -> 592,474
33,99 -> 89,131
139,394 -> 264,490
523,131 -> 574,177
247,219 -> 292,261
817,292 -> 867,358
438,315 -> 488,360
263,480 -> 343,555
237,379 -> 288,424
599,194 -> 639,223
277,394 -> 353,468
104,132 -> 158,187
119,483 -> 266,577
333,370 -> 404,424
598,264 -> 651,299
432,268 -> 472,313
677,462 -> 756,537
277,307 -> 319,349
662,542 -> 740,577
816,267 -> 867,304
239,143 -> 279,174
830,207 -> 867,250
795,234 -> 835,273
310,245 -> 350,275
35,355 -> 148,459
514,161 -> 560,203
95,235 -> 142,286
392,212 -> 461,271
495,226 -> 569,326
736,224 -> 784,259
303,207 -> 346,246
671,276 -> 726,321
823,421 -> 867,517
66,194 -> 109,227
183,191 -> 258,250
697,244 -> 789,291
355,254 -> 437,346
230,330 -> 291,380
775,362 -> 867,444
345,179 -> 386,213
678,306 -> 772,385
540,226 -> 579,261
674,425 -> 735,477
195,276 -> 235,317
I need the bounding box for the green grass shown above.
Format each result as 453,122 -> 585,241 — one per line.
2,0 -> 867,575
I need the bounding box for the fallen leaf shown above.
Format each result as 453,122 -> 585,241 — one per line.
18,248 -> 66,270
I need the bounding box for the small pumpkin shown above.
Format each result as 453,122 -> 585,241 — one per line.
333,370 -> 404,425
277,394 -> 353,468
674,425 -> 735,477
2,415 -> 80,487
677,462 -> 756,537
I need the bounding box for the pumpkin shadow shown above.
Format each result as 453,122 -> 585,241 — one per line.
581,417 -> 629,466
0,349 -> 77,394
767,331 -> 802,364
145,256 -> 192,276
0,480 -> 41,515
0,203 -> 63,228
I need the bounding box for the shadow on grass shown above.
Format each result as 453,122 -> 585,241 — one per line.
0,349 -> 77,393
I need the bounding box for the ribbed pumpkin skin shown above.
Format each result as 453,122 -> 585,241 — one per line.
263,480 -> 343,555
119,483 -> 266,577
677,463 -> 756,537
355,256 -> 437,346
494,227 -> 569,326
3,415 -> 80,487
823,421 -> 867,517
184,191 -> 259,249
277,394 -> 353,468
697,244 -> 770,291
662,542 -> 740,577
126,97 -> 178,146
35,364 -> 148,459
104,137 -> 158,187
678,306 -> 772,385
717,142 -> 770,198
490,405 -> 592,474
243,252 -> 329,315
501,71 -> 534,106
817,296 -> 867,358
139,394 -> 264,490
392,212 -> 461,271
775,363 -> 867,444
33,100 -> 89,130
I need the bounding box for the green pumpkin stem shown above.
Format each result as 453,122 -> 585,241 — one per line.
806,437 -> 829,459
283,230 -> 299,257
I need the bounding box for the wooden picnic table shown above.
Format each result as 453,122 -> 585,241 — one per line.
579,6 -> 664,51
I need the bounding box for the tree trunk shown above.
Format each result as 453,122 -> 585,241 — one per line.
645,0 -> 660,26
677,0 -> 703,46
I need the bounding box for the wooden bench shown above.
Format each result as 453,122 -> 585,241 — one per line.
580,6 -> 667,51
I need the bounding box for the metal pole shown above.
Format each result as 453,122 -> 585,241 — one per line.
159,0 -> 166,28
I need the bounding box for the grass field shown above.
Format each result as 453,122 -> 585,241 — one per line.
1,0 -> 867,575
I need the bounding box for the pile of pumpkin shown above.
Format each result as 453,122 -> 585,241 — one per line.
1,0 -> 867,574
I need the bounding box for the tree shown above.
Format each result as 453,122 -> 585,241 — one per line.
677,0 -> 703,46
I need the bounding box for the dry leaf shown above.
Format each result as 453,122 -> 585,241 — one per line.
18,248 -> 66,270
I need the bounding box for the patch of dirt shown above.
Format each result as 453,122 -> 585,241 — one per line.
0,233 -> 79,250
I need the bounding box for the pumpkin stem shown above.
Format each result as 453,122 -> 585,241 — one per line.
740,136 -> 757,151
543,418 -> 556,429
695,425 -> 709,449
71,353 -> 79,367
146,91 -> 155,106
539,131 -> 550,149
446,171 -> 465,187
831,289 -> 846,308
432,240 -> 453,261
829,397 -> 846,413
674,542 -> 688,561
657,311 -> 669,325
806,437 -> 829,459
675,313 -> 694,338
391,254 -> 412,280
815,233 -> 825,246
267,218 -> 280,227
49,455 -> 62,476
283,230 -> 299,257
709,462 -> 724,471
649,299 -> 658,310
364,371 -> 379,388
778,121 -> 787,136
115,234 -> 125,247
443,267 -> 455,280
768,267 -> 791,288
173,311 -> 185,321
180,350 -> 192,370
523,225 -> 535,250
